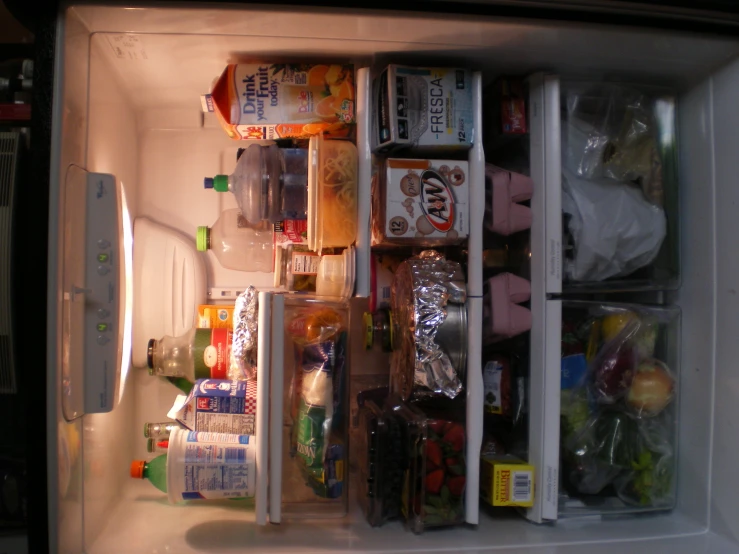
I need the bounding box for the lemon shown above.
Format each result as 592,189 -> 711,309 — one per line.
601,311 -> 639,342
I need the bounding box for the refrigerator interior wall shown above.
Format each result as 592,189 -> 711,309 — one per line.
50,3 -> 739,553
684,57 -> 739,546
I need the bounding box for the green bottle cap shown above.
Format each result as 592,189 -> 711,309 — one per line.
213,175 -> 229,192
196,226 -> 210,251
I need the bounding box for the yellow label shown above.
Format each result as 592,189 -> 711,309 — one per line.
197,305 -> 234,329
480,457 -> 534,508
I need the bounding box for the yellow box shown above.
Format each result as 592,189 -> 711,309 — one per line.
197,305 -> 234,329
480,456 -> 534,508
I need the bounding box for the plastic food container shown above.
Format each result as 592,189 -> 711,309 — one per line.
357,398 -> 407,527
392,399 -> 466,533
281,298 -> 350,518
166,428 -> 257,503
315,246 -> 355,298
308,135 -> 358,253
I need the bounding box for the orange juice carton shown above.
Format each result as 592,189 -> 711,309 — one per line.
372,65 -> 473,153
372,158 -> 468,246
209,63 -> 355,140
197,305 -> 234,329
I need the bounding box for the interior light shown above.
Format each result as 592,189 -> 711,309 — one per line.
118,181 -> 134,404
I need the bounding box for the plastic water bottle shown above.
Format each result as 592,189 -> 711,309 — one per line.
204,144 -> 308,224
196,209 -> 273,272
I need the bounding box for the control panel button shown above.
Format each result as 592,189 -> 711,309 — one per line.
97,265 -> 110,276
97,252 -> 109,263
97,323 -> 109,332
96,335 -> 110,346
97,239 -> 111,249
97,308 -> 109,319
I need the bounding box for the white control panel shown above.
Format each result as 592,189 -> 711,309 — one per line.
83,173 -> 122,413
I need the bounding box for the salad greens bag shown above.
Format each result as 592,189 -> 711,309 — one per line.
560,302 -> 680,513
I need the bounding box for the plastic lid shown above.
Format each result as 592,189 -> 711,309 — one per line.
196,226 -> 210,251
213,175 -> 229,193
363,312 -> 374,350
147,339 -> 156,371
203,177 -> 214,189
143,423 -> 151,438
130,460 -> 146,479
146,439 -> 156,453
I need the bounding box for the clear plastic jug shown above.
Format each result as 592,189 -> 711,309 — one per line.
196,208 -> 273,272
204,143 -> 308,224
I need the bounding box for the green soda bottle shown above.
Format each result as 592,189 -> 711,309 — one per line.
130,456 -> 167,493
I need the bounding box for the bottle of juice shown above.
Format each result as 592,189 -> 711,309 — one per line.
208,63 -> 355,141
147,327 -> 232,381
196,209 -> 273,272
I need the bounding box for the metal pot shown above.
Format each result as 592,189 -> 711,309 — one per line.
436,302 -> 468,379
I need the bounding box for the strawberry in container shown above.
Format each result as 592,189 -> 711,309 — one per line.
392,398 -> 466,533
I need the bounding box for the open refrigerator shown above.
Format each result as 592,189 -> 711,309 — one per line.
44,3 -> 739,553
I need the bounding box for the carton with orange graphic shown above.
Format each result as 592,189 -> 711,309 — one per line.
208,63 -> 355,140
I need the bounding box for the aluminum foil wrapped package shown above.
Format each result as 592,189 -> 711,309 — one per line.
390,250 -> 465,400
229,286 -> 259,380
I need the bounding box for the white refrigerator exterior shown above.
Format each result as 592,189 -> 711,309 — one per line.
47,3 -> 739,553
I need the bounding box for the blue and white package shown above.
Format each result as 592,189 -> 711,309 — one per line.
169,379 -> 258,435
166,428 -> 256,503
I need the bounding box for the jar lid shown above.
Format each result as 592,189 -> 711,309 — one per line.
147,339 -> 156,370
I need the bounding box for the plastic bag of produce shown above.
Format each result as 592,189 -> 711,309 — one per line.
614,416 -> 676,508
559,302 -> 679,512
562,83 -> 663,206
562,169 -> 666,283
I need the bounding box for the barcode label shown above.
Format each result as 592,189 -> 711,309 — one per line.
225,447 -> 247,464
512,471 -> 532,502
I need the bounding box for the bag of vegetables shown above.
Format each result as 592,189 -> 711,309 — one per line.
560,302 -> 680,513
